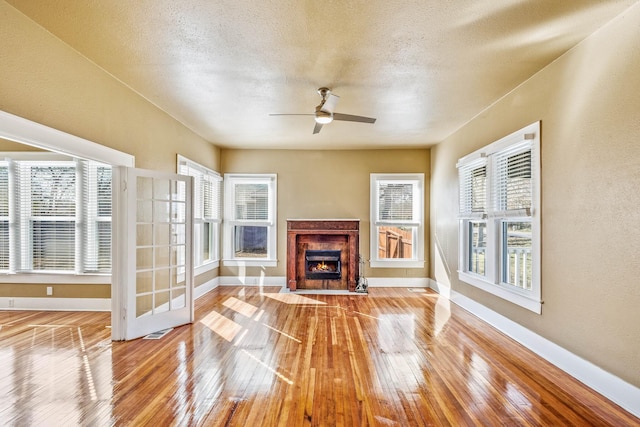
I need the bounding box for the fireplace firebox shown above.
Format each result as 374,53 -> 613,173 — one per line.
305,250 -> 341,280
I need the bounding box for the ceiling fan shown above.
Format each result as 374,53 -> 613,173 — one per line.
270,87 -> 376,134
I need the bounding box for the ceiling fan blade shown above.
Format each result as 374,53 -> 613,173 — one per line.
333,113 -> 376,124
320,94 -> 340,114
313,122 -> 323,134
269,113 -> 314,116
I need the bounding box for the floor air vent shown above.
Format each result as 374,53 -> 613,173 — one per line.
143,328 -> 173,340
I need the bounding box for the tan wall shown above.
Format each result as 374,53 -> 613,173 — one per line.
0,283 -> 110,299
221,149 -> 430,279
430,4 -> 640,387
0,2 -> 221,298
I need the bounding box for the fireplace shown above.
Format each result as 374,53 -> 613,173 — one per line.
287,219 -> 359,291
305,250 -> 341,280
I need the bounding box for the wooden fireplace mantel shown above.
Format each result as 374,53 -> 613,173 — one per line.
287,219 -> 359,291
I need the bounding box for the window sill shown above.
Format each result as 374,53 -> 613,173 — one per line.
222,259 -> 277,268
458,271 -> 542,314
370,260 -> 425,269
0,273 -> 111,284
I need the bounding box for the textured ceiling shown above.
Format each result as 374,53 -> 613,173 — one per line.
7,0 -> 638,149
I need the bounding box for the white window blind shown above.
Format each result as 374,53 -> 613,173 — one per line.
18,162 -> 77,271
177,158 -> 222,222
234,183 -> 269,221
202,173 -> 222,222
492,145 -> 533,216
377,181 -> 415,222
458,161 -> 487,218
81,161 -> 112,273
0,163 -> 9,270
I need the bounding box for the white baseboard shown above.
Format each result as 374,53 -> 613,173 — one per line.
366,277 -> 430,288
428,279 -> 640,418
216,276 -> 430,288
218,275 -> 287,286
0,297 -> 111,311
194,277 -> 220,299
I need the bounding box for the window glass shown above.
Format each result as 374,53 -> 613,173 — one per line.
469,221 -> 487,276
502,221 -> 532,290
234,225 -> 268,257
377,226 -> 414,259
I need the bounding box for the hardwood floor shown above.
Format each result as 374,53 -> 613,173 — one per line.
1,287 -> 638,426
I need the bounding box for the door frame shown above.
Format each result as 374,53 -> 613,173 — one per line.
0,110 -> 135,340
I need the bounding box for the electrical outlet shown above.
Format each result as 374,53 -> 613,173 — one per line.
8,298 -> 14,308
46,286 -> 53,296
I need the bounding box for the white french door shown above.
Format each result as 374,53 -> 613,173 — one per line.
111,166 -> 193,341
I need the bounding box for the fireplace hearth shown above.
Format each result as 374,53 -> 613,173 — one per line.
287,219 -> 359,291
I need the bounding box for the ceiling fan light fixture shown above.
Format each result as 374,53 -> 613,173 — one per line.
314,109 -> 333,124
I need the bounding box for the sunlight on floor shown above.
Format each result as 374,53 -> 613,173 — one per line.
263,293 -> 328,305
199,311 -> 243,342
261,323 -> 302,343
223,296 -> 259,318
240,349 -> 294,385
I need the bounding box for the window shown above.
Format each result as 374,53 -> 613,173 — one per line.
0,155 -> 112,274
370,173 -> 424,268
81,162 -> 112,273
223,174 -> 277,266
457,121 -> 541,313
178,156 -> 222,272
0,164 -> 9,270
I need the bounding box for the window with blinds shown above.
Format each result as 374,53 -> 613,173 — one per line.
20,163 -> 77,271
223,174 -> 277,265
492,145 -> 533,215
458,161 -> 487,217
456,121 -> 541,314
177,156 -> 222,268
0,164 -> 9,271
370,174 -> 425,267
81,162 -> 112,273
0,156 -> 112,274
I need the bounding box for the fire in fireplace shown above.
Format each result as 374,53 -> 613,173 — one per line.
305,250 -> 341,280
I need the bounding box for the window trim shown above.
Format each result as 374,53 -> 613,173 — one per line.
370,173 -> 425,268
177,155 -> 222,273
223,173 -> 277,267
457,121 -> 541,313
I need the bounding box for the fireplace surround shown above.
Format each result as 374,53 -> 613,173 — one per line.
287,219 -> 359,291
